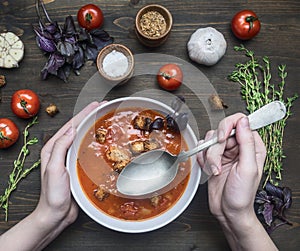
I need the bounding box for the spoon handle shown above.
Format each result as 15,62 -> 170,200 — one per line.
178,101 -> 286,160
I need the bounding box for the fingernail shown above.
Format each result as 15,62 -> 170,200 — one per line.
198,140 -> 205,145
211,165 -> 220,176
240,117 -> 250,128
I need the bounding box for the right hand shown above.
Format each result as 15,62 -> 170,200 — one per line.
197,114 -> 266,226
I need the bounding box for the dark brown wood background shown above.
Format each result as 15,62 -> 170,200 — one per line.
0,0 -> 299,250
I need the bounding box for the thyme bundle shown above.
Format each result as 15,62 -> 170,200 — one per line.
0,117 -> 40,221
228,45 -> 298,187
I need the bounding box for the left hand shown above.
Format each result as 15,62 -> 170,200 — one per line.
0,102 -> 104,251
35,101 -> 101,230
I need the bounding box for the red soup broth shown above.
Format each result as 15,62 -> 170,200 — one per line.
77,107 -> 191,221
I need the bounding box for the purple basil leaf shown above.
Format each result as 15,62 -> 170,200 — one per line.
36,36 -> 56,53
64,36 -> 76,45
271,197 -> 283,214
263,203 -> 274,226
63,15 -> 77,37
44,22 -> 59,34
73,46 -> 85,70
37,29 -> 53,41
34,29 -> 56,53
84,44 -> 98,61
93,36 -> 113,51
42,53 -> 65,75
255,190 -> 269,203
41,67 -> 49,80
257,204 -> 265,214
52,26 -> 63,41
282,187 -> 292,209
89,28 -> 112,40
265,182 -> 284,199
166,115 -> 179,132
57,64 -> 71,82
88,28 -> 114,52
78,28 -> 90,42
57,41 -> 75,57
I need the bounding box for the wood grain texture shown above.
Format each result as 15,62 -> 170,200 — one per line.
0,0 -> 299,250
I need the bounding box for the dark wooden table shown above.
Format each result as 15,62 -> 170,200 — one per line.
1,0 -> 299,250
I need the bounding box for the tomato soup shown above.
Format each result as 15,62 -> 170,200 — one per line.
77,107 -> 191,221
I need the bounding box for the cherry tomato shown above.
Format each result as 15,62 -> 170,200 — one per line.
77,4 -> 104,31
157,64 -> 183,91
11,89 -> 40,119
231,10 -> 261,40
0,118 -> 19,149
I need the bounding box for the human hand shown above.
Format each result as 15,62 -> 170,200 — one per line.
197,114 -> 266,229
35,101 -> 102,232
0,102 -> 106,251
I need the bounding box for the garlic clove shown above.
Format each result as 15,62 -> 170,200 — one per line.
187,27 -> 227,66
0,32 -> 25,68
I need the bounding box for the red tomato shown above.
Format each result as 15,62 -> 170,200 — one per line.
157,64 -> 183,91
11,89 -> 40,119
77,4 -> 104,31
231,10 -> 261,40
0,118 -> 19,149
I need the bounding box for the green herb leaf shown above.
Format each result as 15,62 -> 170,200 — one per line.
0,117 -> 40,221
228,46 -> 298,187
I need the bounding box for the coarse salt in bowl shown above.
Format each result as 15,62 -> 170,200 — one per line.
97,44 -> 134,85
102,50 -> 128,78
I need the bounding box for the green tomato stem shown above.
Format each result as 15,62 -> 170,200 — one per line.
246,16 -> 258,31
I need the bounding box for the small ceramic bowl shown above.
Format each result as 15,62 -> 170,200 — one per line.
96,44 -> 134,85
135,4 -> 173,47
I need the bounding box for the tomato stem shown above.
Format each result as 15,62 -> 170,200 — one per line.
85,13 -> 93,23
19,95 -> 30,115
246,16 -> 258,31
0,130 -> 12,141
160,72 -> 173,80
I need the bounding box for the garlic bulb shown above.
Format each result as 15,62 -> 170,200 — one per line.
187,27 -> 227,66
0,32 -> 24,68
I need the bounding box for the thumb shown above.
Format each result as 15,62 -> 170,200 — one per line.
235,117 -> 257,174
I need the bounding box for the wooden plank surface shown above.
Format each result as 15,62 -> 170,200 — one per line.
0,0 -> 299,250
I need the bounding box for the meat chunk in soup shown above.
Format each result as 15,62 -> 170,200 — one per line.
130,139 -> 160,154
133,114 -> 153,131
113,160 -> 130,173
144,139 -> 160,151
106,146 -> 131,172
130,141 -> 145,154
94,186 -> 109,201
95,128 -> 107,144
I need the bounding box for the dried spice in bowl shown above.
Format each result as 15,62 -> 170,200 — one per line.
135,4 -> 173,47
139,10 -> 167,38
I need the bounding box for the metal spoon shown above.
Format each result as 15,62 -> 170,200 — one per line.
117,101 -> 286,196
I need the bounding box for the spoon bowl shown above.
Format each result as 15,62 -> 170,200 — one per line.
117,101 -> 287,196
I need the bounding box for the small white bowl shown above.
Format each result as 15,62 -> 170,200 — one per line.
67,97 -> 201,233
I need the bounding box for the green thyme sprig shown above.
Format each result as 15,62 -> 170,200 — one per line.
0,117 -> 41,221
228,45 -> 298,187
